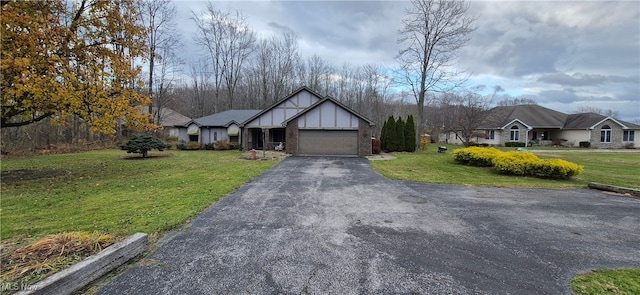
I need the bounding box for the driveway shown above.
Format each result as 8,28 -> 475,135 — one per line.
98,157 -> 640,294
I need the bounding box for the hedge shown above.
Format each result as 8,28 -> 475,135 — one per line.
505,142 -> 526,147
453,147 -> 584,179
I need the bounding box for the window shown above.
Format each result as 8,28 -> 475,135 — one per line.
600,125 -> 611,143
623,130 -> 635,142
510,126 -> 519,141
541,131 -> 550,140
484,130 -> 495,140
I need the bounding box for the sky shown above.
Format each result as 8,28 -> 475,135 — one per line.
173,1 -> 640,122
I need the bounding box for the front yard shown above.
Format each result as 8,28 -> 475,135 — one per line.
371,145 -> 640,189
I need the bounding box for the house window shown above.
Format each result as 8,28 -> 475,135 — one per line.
600,125 -> 611,143
541,131 -> 550,140
623,130 -> 635,142
485,130 -> 495,140
189,135 -> 199,142
510,126 -> 519,141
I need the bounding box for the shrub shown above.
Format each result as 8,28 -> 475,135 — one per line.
186,142 -> 201,150
176,140 -> 187,150
203,143 -> 215,150
119,134 -> 168,158
214,140 -> 233,150
579,141 -> 591,148
372,138 -> 381,154
453,147 -> 501,167
491,151 -> 540,176
532,159 -> 584,179
505,142 -> 526,147
419,136 -> 431,151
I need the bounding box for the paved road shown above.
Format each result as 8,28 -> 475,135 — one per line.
98,157 -> 640,294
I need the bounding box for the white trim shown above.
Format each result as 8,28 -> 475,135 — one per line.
501,119 -> 533,130
589,117 -> 629,129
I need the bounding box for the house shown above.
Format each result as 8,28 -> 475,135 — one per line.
175,87 -> 376,156
175,109 -> 261,147
444,105 -> 639,148
137,106 -> 191,138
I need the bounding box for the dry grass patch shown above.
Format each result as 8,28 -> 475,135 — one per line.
0,232 -> 117,293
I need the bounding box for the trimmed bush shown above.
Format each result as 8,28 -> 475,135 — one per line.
214,140 -> 233,150
452,146 -> 584,179
119,134 -> 168,158
453,147 -> 501,167
579,141 -> 591,148
532,159 -> 584,179
505,142 -> 526,147
186,142 -> 201,150
492,151 -> 540,176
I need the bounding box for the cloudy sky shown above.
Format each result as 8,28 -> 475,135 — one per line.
173,1 -> 640,122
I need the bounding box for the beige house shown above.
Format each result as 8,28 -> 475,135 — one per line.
444,105 -> 639,148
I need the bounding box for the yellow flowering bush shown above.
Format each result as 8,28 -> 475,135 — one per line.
452,147 -> 584,179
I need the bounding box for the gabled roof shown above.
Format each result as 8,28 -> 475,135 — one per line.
240,86 -> 324,127
283,96 -> 376,127
564,113 -> 640,129
177,109 -> 261,127
137,106 -> 191,127
479,105 -> 568,129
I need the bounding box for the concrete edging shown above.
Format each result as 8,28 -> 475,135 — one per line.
17,232 -> 148,295
588,182 -> 640,198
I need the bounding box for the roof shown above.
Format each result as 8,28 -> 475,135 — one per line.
564,113 -> 640,129
479,104 -> 640,130
479,105 -> 568,129
283,96 -> 376,127
137,106 -> 191,127
240,86 -> 325,127
177,109 -> 261,127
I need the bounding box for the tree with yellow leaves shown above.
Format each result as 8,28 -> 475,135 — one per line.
1,0 -> 154,135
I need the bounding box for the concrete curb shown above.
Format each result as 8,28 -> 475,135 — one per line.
17,233 -> 148,295
588,182 -> 640,198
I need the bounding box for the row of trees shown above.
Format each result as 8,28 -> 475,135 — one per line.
381,115 -> 417,152
2,0 -> 480,152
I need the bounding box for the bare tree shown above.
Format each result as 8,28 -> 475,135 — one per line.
575,106 -> 620,119
396,0 -> 476,145
193,5 -> 255,110
440,92 -> 492,146
141,0 -> 178,123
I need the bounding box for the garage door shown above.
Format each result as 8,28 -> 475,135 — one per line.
298,130 -> 358,156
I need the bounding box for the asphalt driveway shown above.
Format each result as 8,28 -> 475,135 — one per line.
98,157 -> 640,294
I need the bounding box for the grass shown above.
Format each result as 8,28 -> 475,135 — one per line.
572,269 -> 640,295
0,149 -> 277,240
371,145 -> 640,189
1,149 -> 278,292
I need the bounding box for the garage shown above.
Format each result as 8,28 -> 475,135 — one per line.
298,130 -> 358,156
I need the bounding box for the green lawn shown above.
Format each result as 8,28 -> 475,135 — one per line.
371,145 -> 640,189
0,150 -> 278,241
572,269 -> 640,295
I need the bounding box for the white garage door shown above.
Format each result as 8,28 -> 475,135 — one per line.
298,130 -> 358,156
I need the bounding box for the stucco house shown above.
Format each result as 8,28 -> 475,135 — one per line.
444,105 -> 639,148
175,87 -> 375,156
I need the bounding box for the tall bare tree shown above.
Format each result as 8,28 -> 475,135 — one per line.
192,4 -> 255,110
141,0 -> 179,124
396,0 -> 476,145
440,92 -> 491,146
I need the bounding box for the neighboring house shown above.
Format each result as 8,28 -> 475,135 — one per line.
175,109 -> 261,147
443,105 -> 639,148
175,86 -> 376,156
138,106 -> 191,138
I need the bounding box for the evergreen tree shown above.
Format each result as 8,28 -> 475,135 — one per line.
380,119 -> 388,151
395,117 -> 405,152
404,115 -> 417,152
386,116 -> 397,152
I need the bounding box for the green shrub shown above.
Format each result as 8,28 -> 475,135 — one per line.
119,134 -> 168,158
505,142 -> 526,147
579,141 -> 591,148
203,143 -> 215,150
177,140 -> 187,150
